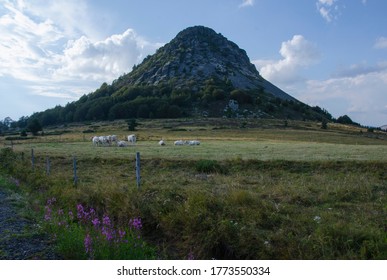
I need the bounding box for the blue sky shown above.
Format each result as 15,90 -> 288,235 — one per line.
1,0 -> 386,126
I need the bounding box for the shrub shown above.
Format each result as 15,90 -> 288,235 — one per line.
195,160 -> 227,174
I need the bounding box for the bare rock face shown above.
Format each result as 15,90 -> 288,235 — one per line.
122,26 -> 295,101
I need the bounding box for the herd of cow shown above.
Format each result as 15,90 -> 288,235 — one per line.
91,134 -> 200,147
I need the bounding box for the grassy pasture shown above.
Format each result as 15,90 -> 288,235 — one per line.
1,118 -> 386,259
7,117 -> 387,161
11,139 -> 387,162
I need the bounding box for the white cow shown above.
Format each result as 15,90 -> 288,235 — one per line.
188,140 -> 200,145
174,140 -> 185,146
98,136 -> 109,146
159,140 -> 166,146
128,134 -> 136,145
92,136 -> 100,146
117,141 -> 128,147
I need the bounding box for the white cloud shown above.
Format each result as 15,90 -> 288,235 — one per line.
54,29 -> 160,82
374,37 -> 387,49
316,0 -> 340,22
9,0 -> 95,39
296,70 -> 387,126
0,1 -> 161,99
333,61 -> 387,78
253,35 -> 320,84
253,34 -> 386,126
239,0 -> 255,8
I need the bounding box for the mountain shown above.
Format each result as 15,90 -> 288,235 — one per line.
117,26 -> 295,101
25,26 -> 334,126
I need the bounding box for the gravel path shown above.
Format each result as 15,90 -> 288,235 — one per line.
0,187 -> 58,260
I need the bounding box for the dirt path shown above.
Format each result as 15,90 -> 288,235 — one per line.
0,187 -> 58,259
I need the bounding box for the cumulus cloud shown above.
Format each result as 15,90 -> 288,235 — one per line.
316,0 -> 340,22
239,0 -> 255,8
374,37 -> 387,49
253,34 -> 386,126
297,69 -> 387,126
53,29 -> 160,82
0,1 -> 160,99
253,35 -> 320,84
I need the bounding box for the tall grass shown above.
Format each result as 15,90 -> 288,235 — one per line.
1,146 -> 385,259
1,119 -> 386,259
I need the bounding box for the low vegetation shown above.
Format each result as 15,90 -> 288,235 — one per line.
0,118 -> 386,259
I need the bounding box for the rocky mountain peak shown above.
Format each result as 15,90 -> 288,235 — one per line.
118,25 -> 295,101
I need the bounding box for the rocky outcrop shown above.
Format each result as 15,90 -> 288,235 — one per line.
122,26 -> 295,101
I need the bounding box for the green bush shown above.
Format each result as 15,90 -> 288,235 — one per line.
195,159 -> 227,174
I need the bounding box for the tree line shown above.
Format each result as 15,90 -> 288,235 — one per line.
1,77 -> 355,134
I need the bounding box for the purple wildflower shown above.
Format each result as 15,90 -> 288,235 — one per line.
68,210 -> 74,220
102,215 -> 111,227
44,205 -> 52,221
58,209 -> 64,216
101,226 -> 114,241
84,233 -> 93,255
129,217 -> 142,230
92,218 -> 100,228
118,229 -> 126,239
47,197 -> 56,206
77,204 -> 85,219
89,208 -> 96,217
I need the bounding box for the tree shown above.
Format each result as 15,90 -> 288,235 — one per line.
337,115 -> 355,125
28,119 -> 42,135
321,119 -> 328,129
127,119 -> 139,131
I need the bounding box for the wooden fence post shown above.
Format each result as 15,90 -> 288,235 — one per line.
135,152 -> 141,190
31,148 -> 35,170
46,156 -> 50,175
73,156 -> 78,186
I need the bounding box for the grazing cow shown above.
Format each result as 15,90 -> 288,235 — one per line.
174,140 -> 185,146
92,136 -> 100,146
159,140 -> 166,146
117,141 -> 128,147
110,135 -> 118,143
188,140 -> 200,145
128,134 -> 136,145
98,136 -> 109,146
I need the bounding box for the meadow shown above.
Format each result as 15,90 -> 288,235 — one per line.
0,118 -> 386,259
